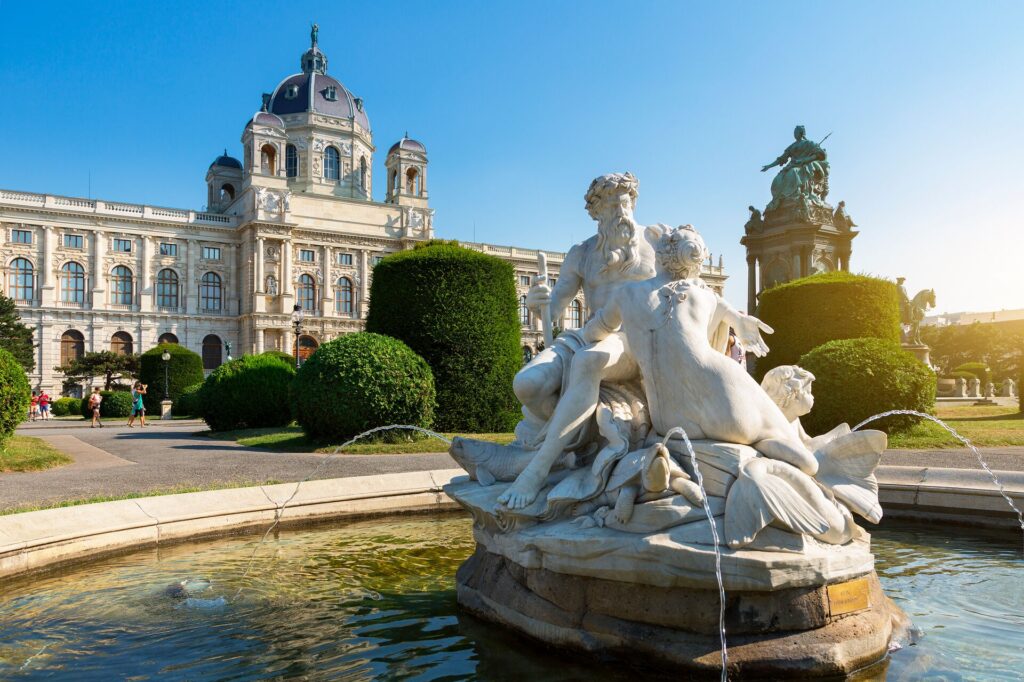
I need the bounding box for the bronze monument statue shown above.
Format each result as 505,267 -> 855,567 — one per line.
761,125 -> 830,213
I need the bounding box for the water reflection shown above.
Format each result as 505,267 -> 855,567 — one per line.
0,515 -> 1020,680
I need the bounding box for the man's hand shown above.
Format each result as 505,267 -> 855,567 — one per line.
734,313 -> 774,357
525,275 -> 552,312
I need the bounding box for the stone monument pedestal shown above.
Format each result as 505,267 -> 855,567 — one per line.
901,343 -> 932,368
160,399 -> 173,420
448,477 -> 908,678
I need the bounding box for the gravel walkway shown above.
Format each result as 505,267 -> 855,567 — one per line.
2,420 -> 454,511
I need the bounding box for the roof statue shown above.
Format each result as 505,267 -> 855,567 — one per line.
311,23 -> 319,48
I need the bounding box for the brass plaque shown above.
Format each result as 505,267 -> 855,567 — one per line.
827,577 -> 870,616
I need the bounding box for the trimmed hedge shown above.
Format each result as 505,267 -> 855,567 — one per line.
755,272 -> 901,380
953,362 -> 990,388
291,332 -> 435,442
261,350 -> 296,367
0,348 -> 29,442
198,354 -> 296,431
176,383 -> 203,417
139,344 -> 205,414
365,243 -> 520,432
797,338 -> 936,435
80,390 -> 133,419
1019,366 -> 1023,414
950,370 -> 978,383
51,396 -> 80,417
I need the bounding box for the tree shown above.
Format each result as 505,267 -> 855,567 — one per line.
0,292 -> 35,372
59,351 -> 139,391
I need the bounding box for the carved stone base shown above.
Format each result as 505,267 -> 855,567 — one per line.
901,343 -> 932,368
457,545 -> 907,678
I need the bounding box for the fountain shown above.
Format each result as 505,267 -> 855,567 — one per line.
444,181 -> 911,678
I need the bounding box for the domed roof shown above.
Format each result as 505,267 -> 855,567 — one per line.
209,151 -> 242,170
388,135 -> 426,155
267,32 -> 369,130
249,110 -> 285,128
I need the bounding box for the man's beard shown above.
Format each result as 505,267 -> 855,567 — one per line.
597,218 -> 640,274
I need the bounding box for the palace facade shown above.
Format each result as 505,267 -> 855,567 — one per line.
0,33 -> 726,395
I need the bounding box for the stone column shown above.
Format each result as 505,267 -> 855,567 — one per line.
800,247 -> 810,278
282,240 -> 293,295
91,229 -> 106,309
321,245 -> 331,315
186,239 -> 198,314
255,237 -> 265,292
40,226 -> 55,305
255,327 -> 264,353
359,250 -> 369,318
139,236 -> 153,312
746,255 -> 757,314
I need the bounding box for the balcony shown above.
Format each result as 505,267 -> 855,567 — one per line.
0,189 -> 239,228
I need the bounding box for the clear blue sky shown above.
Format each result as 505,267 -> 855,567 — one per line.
1,1 -> 1021,313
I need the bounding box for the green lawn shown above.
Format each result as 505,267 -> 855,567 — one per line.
0,479 -> 283,515
207,425 -> 515,454
887,404 -> 1024,449
0,435 -> 72,472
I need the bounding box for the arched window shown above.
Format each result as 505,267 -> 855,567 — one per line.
405,167 -> 420,194
519,295 -> 531,327
60,330 -> 84,366
298,273 -> 316,311
158,332 -> 179,345
285,144 -> 298,178
200,272 -> 222,311
260,144 -> 276,174
391,169 -> 399,192
297,335 -> 318,365
110,266 -> 133,305
8,258 -> 33,302
157,269 -> 179,308
360,157 -> 368,190
202,334 -> 222,370
220,183 -> 235,202
324,146 -> 340,181
60,262 -> 85,303
110,331 -> 133,355
335,276 -> 354,315
567,299 -> 583,329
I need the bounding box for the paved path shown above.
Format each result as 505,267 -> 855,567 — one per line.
4,420 -> 1023,512
2,420 -> 454,511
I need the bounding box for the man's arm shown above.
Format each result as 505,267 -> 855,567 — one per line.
528,243 -> 585,328
581,295 -> 623,345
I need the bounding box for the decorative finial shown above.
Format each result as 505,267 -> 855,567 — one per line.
404,131 -> 409,139
311,23 -> 319,48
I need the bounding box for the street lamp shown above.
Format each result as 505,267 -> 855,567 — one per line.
225,341 -> 232,362
290,304 -> 304,370
161,349 -> 171,400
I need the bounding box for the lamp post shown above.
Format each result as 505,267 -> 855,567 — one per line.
161,350 -> 171,399
225,341 -> 232,363
290,304 -> 304,370
160,349 -> 172,420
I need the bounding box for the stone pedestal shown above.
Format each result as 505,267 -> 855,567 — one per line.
447,478 -> 907,678
160,399 -> 173,420
902,343 -> 932,368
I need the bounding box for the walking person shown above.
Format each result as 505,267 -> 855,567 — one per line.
38,390 -> 51,420
89,387 -> 104,428
726,327 -> 747,370
128,383 -> 147,427
29,391 -> 39,422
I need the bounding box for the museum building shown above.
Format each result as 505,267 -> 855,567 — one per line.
0,33 -> 726,395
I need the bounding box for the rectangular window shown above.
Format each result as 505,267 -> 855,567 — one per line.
300,249 -> 315,263
337,252 -> 353,266
159,242 -> 178,257
113,238 -> 132,253
202,246 -> 222,260
63,234 -> 84,249
519,275 -> 531,286
11,230 -> 32,244
372,255 -> 385,266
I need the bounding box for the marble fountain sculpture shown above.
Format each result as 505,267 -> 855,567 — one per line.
445,173 -> 908,678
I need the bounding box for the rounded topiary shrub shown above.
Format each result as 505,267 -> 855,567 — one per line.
953,362 -> 990,388
797,338 -> 936,435
198,354 -> 296,431
80,390 -> 133,419
261,349 -> 296,367
755,272 -> 901,380
0,348 -> 29,441
51,396 -> 80,417
291,332 -> 435,442
139,344 -> 205,414
175,383 -> 203,417
365,243 -> 520,432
